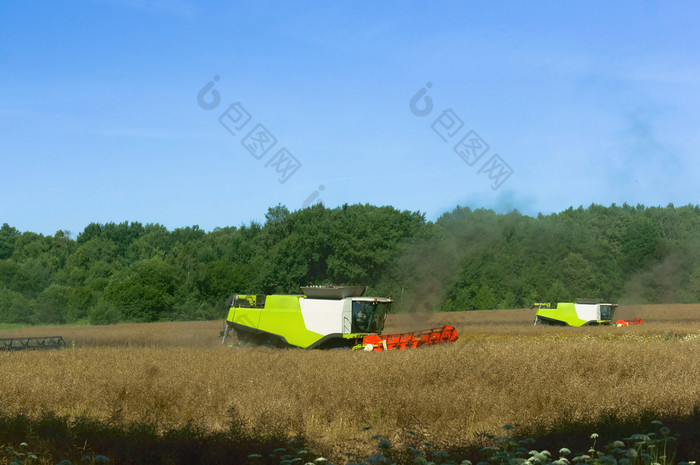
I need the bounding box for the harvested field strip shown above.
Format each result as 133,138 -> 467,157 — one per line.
2,337 -> 700,460
0,320 -> 222,348
1,303 -> 700,349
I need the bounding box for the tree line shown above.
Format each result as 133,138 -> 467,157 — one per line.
1,202 -> 700,325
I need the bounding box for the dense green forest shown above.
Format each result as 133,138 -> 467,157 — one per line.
2,203 -> 700,325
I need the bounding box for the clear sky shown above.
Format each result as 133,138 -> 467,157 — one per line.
1,1 -> 698,236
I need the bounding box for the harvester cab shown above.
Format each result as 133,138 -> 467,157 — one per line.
531,299 -> 618,327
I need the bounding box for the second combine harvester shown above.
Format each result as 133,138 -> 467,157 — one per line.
531,299 -> 642,327
221,285 -> 458,351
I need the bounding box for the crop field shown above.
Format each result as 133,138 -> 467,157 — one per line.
2,305 -> 700,464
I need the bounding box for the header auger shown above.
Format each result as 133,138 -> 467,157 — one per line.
221,285 -> 459,351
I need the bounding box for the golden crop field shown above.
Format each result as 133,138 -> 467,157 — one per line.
2,305 -> 700,464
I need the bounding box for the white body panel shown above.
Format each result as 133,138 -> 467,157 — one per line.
342,299 -> 352,334
299,298 -> 344,335
574,303 -> 600,322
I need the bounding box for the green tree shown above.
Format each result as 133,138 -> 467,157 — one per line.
35,284 -> 73,324
474,285 -> 497,310
620,216 -> 659,273
0,288 -> 34,324
1,202 -> 699,326
561,252 -> 593,299
0,223 -> 19,260
103,257 -> 178,322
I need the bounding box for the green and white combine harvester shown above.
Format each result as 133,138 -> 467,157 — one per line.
531,299 -> 641,327
531,300 -> 617,326
221,285 -> 459,351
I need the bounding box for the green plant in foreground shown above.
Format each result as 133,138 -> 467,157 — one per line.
274,421 -> 694,465
10,420 -> 689,465
1,442 -> 37,465
56,455 -> 110,465
474,421 -> 694,465
0,441 -> 110,465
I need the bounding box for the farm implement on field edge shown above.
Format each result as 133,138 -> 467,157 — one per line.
221,285 -> 459,351
358,325 -> 458,352
0,336 -> 66,351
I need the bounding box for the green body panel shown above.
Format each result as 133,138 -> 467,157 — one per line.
535,303 -> 585,326
257,295 -> 321,348
226,294 -> 330,348
229,306 -> 262,329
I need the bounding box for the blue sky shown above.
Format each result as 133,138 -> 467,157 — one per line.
1,1 -> 699,236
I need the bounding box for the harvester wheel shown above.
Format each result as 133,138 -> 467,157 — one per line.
236,330 -> 257,347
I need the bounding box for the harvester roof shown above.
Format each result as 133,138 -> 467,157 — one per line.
301,285 -> 367,299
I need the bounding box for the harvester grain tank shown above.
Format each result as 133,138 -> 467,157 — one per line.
221,285 -> 458,350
